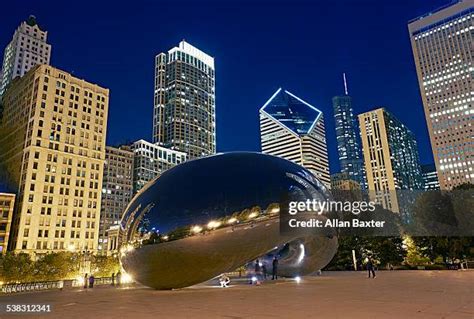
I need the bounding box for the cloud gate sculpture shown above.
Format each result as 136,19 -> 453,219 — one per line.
119,152 -> 338,290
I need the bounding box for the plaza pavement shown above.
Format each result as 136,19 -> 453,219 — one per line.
0,271 -> 472,319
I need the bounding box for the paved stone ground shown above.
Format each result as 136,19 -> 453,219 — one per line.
0,271 -> 472,318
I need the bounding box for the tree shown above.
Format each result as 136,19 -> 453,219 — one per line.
451,183 -> 474,235
91,255 -> 120,277
0,252 -> 34,283
412,236 -> 474,263
403,235 -> 430,266
368,237 -> 405,267
34,252 -> 81,281
325,236 -> 405,270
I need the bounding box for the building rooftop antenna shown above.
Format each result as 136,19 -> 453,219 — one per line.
343,73 -> 349,96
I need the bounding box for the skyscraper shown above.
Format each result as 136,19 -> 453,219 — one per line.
153,40 -> 216,159
0,65 -> 108,254
0,16 -> 51,97
330,172 -> 363,202
408,0 -> 473,189
260,88 -> 331,188
332,74 -> 366,189
130,139 -> 187,194
421,163 -> 441,191
99,146 -> 134,254
0,193 -> 15,254
359,108 -> 424,212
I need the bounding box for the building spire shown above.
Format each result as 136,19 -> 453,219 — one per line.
343,73 -> 349,95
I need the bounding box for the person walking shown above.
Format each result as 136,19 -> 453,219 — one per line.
89,275 -> 95,288
272,256 -> 278,280
111,272 -> 115,286
367,256 -> 376,278
83,273 -> 88,289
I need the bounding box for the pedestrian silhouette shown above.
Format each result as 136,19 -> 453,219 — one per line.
262,264 -> 268,280
272,256 -> 278,280
116,271 -> 122,286
89,275 -> 95,288
367,256 -> 376,278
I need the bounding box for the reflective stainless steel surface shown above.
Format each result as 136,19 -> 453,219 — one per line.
119,152 -> 337,289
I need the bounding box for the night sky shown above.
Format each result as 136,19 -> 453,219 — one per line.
0,0 -> 449,173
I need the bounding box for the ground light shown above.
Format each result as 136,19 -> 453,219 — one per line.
121,272 -> 134,284
248,212 -> 258,219
191,225 -> 203,233
76,276 -> 85,286
227,217 -> 237,224
294,276 -> 301,284
207,220 -> 222,229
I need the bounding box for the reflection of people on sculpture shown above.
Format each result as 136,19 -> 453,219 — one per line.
219,274 -> 230,288
255,259 -> 261,280
118,153 -> 339,290
116,271 -> 122,286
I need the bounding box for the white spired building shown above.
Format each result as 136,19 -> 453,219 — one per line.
259,88 -> 331,188
0,15 -> 51,96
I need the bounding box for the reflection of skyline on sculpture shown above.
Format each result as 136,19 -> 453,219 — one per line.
119,152 -> 337,290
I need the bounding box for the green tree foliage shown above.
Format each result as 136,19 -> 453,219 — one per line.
0,252 -> 120,283
410,191 -> 457,234
403,235 -> 430,266
33,252 -> 81,281
409,183 -> 473,236
91,255 -> 120,278
408,183 -> 473,263
451,184 -> 474,235
325,236 -> 406,270
0,252 -> 34,283
412,236 -> 474,263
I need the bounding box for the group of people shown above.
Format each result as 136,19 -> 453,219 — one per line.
111,271 -> 122,286
83,273 -> 95,289
82,271 -> 123,289
252,256 -> 279,285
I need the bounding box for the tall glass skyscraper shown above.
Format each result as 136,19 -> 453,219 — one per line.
408,0 -> 473,189
359,108 -> 424,213
332,75 -> 365,189
421,163 -> 441,191
260,88 -> 331,188
153,40 -> 216,159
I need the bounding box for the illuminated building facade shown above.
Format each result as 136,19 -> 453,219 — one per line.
359,108 -> 424,212
332,74 -> 366,189
153,40 -> 216,159
0,65 -> 108,254
421,163 -> 441,190
99,146 -> 134,254
408,0 -> 473,189
0,193 -> 15,253
0,16 -> 51,97
131,139 -> 187,194
330,172 -> 363,202
260,88 -> 331,188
